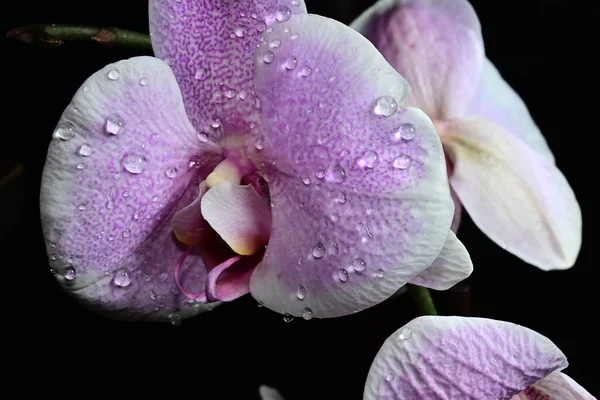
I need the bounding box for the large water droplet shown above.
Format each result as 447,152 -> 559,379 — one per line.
234,26 -> 246,37
302,177 -> 311,186
325,163 -> 347,183
256,21 -> 267,32
263,51 -> 274,64
296,285 -> 306,300
312,242 -> 326,259
106,200 -> 115,210
316,169 -> 325,179
284,56 -> 297,70
78,144 -> 92,156
269,39 -> 281,49
386,374 -> 394,382
353,257 -> 367,272
300,67 -> 312,77
105,115 -> 125,135
211,118 -> 222,128
113,269 -> 132,287
107,69 -> 120,80
398,123 -> 417,141
224,88 -> 237,99
165,166 -> 178,179
133,209 -> 145,220
53,123 -> 75,140
374,96 -> 398,117
393,154 -> 412,170
283,313 -> 294,323
358,150 -> 379,169
275,6 -> 292,22
337,269 -> 348,283
194,68 -> 209,81
121,154 -> 146,174
398,326 -> 413,340
139,77 -> 149,86
302,307 -> 313,320
254,136 -> 266,150
64,266 -> 77,281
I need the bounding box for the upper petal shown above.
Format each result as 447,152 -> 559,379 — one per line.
149,0 -> 307,139
351,0 -> 484,119
364,316 -> 568,400
511,372 -> 596,400
443,117 -> 582,270
248,15 -> 454,318
467,58 -> 555,163
40,56 -> 221,321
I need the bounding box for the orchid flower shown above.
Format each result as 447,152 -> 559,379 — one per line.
40,0 -> 472,322
365,316 -> 595,400
351,0 -> 582,270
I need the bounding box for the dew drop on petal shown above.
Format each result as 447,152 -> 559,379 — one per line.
336,192 -> 346,204
284,56 -> 297,70
105,115 -> 125,135
64,267 -> 77,281
269,39 -> 281,48
122,191 -> 129,198
256,21 -> 267,32
107,69 -> 120,80
358,150 -> 379,169
302,177 -> 311,186
386,374 -> 394,382
53,123 -> 75,140
257,301 -> 264,307
316,169 -> 325,179
78,203 -> 87,211
302,307 -> 313,320
283,313 -> 294,323
398,327 -> 413,340
337,269 -> 348,283
263,51 -> 274,64
254,135 -> 266,150
376,269 -> 385,278
194,68 -> 208,81
121,154 -> 146,174
76,163 -> 86,170
300,67 -> 312,77
374,96 -> 398,117
353,257 -> 367,272
296,285 -> 306,300
133,209 -> 145,220
211,118 -> 222,129
165,166 -> 178,179
113,269 -> 132,288
122,229 -> 131,238
78,144 -> 92,156
393,154 -> 412,170
106,200 -> 115,210
139,77 -> 149,86
224,89 -> 237,99
312,242 -> 326,259
234,26 -> 246,37
325,163 -> 347,183
399,123 -> 417,140
328,242 -> 339,256
51,254 -> 58,261
275,6 -> 292,22
197,132 -> 209,142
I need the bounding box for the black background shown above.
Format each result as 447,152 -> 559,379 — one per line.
1,1 -> 596,398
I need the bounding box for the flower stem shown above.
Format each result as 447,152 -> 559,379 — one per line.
408,284 -> 438,316
6,24 -> 152,50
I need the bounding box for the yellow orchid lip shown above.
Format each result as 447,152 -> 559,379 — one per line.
205,149 -> 257,188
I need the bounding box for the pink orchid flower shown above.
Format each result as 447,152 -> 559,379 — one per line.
351,0 -> 582,270
365,316 -> 595,400
40,0 -> 472,322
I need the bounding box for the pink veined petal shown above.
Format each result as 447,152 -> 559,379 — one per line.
40,56 -> 222,321
364,316 -> 568,400
248,15 -> 457,319
351,0 -> 484,120
443,117 -> 582,270
148,0 -> 307,140
511,372 -> 597,400
467,58 -> 555,163
409,230 -> 472,291
171,181 -> 213,246
201,181 -> 272,256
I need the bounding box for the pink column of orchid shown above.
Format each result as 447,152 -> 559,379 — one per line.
40,0 -> 472,322
351,0 -> 582,270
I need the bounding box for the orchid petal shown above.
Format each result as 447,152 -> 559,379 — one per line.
40,56 -> 221,321
443,118 -> 582,269
512,372 -> 597,400
205,254 -> 258,302
351,0 -> 484,119
171,181 -> 213,246
249,15 -> 455,318
201,181 -> 271,256
409,231 -> 472,290
467,58 -> 555,163
259,385 -> 285,400
149,0 -> 307,137
364,316 -> 568,400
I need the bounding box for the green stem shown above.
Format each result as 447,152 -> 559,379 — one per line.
408,284 -> 438,316
6,24 -> 152,50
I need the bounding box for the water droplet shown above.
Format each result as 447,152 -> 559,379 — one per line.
113,269 -> 131,287
275,6 -> 292,22
50,267 -> 57,275
328,242 -> 339,256
78,144 -> 92,156
257,301 -> 264,307
398,326 -> 413,340
386,374 -> 394,382
108,235 -> 115,241
302,307 -> 313,320
211,118 -> 222,128
256,21 -> 267,32
164,56 -> 175,66
169,312 -> 182,326
53,123 -> 75,140
300,67 -> 312,77
234,26 -> 246,37
64,267 -> 77,281
376,269 -> 385,278
254,135 -> 266,150
77,203 -> 87,211
393,154 -> 412,170
325,163 -> 347,183
336,192 -> 346,204
139,77 -> 149,86
284,56 -> 297,70
312,242 -> 326,259
269,39 -> 281,48
133,209 -> 145,220
316,169 -> 325,179
51,254 -> 58,261
106,200 -> 115,210
337,269 -> 348,282
122,191 -> 130,198
238,90 -> 248,100
358,150 -> 379,169
302,177 -> 311,186
353,257 -> 367,272
165,166 -> 178,179
121,154 -> 146,174
105,115 -> 125,135
76,163 -> 86,170
194,68 -> 209,81
283,313 -> 294,323
296,285 -> 306,300
107,69 -> 120,80
398,123 -> 417,141
224,88 -> 237,98
263,51 -> 274,63
83,86 -> 90,92
374,96 -> 398,117
149,291 -> 157,300
122,229 -> 131,238
291,33 -> 300,40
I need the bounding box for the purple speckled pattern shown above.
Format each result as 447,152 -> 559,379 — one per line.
149,0 -> 307,140
364,316 -> 568,400
40,57 -> 222,321
248,15 -> 458,318
511,372 -> 596,400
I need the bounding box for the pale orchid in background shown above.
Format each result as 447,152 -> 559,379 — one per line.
365,316 -> 596,400
40,0 -> 472,322
352,0 -> 582,270
260,385 -> 284,400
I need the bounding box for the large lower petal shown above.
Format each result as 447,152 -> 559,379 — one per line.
512,372 -> 596,400
467,58 -> 555,163
443,117 -> 582,270
149,0 -> 307,139
40,56 -> 222,321
248,15 -> 457,318
364,316 -> 568,400
351,0 -> 484,119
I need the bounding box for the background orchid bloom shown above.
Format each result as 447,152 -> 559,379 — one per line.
351,0 -> 582,270
40,0 -> 472,322
365,316 -> 596,400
